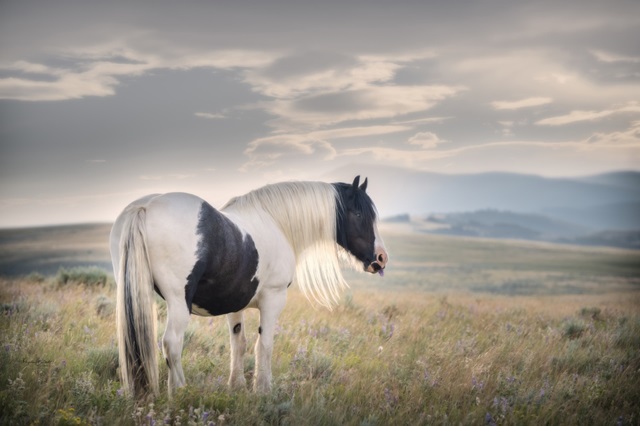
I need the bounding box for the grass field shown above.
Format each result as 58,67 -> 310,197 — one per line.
1,224 -> 639,425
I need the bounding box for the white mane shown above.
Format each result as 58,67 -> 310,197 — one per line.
222,181 -> 348,309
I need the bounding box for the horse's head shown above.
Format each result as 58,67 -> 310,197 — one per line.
334,176 -> 388,275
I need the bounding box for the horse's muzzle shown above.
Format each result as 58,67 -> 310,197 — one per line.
366,248 -> 388,275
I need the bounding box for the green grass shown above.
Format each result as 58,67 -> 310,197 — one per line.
0,228 -> 639,425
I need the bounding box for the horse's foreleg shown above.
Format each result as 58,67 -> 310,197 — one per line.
254,289 -> 287,393
226,311 -> 247,389
163,299 -> 190,397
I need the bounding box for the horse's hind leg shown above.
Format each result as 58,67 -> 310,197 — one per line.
163,297 -> 190,396
226,311 -> 247,389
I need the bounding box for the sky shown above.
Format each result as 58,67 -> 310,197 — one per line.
1,0 -> 639,227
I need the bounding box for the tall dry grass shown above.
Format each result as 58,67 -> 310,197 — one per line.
1,271 -> 639,425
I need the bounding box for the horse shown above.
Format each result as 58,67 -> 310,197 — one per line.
109,176 -> 388,397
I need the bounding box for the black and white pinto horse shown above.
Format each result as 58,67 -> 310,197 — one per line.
110,176 -> 388,396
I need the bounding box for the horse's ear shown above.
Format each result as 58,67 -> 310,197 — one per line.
351,175 -> 361,189
359,177 -> 368,193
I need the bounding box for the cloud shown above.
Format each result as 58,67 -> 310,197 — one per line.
392,116 -> 451,125
240,136 -> 336,172
240,51 -> 462,134
0,74 -> 118,101
243,53 -> 407,98
0,45 -> 278,101
591,50 -> 640,64
491,97 -> 553,110
536,102 -> 640,126
583,120 -> 640,147
242,124 -> 411,170
340,137 -> 640,174
195,112 -> 226,120
266,85 -> 463,130
139,173 -> 196,180
408,131 -> 446,149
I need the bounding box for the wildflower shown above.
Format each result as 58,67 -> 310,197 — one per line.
384,387 -> 398,408
116,388 -> 124,397
485,412 -> 497,426
145,413 -> 156,426
492,396 -> 510,415
292,345 -> 307,365
472,376 -> 485,391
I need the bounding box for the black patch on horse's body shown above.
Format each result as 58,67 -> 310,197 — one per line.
233,323 -> 242,334
185,201 -> 260,316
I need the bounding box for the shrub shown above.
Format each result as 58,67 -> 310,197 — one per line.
95,295 -> 114,318
562,318 -> 586,340
580,306 -> 601,320
55,267 -> 109,288
86,347 -> 119,381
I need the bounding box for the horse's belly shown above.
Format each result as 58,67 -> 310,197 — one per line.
190,252 -> 259,316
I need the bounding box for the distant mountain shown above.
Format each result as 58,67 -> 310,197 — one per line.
571,230 -> 640,250
424,209 -> 588,240
543,201 -> 640,231
575,171 -> 640,191
326,165 -> 640,231
326,165 -> 640,249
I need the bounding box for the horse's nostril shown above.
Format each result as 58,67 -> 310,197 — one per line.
377,254 -> 384,262
371,262 -> 381,272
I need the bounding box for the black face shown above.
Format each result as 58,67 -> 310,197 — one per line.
333,176 -> 378,270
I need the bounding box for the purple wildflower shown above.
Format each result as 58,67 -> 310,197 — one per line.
292,345 -> 307,365
145,414 -> 155,426
472,376 -> 485,391
485,412 -> 497,426
493,396 -> 510,414
384,387 -> 398,408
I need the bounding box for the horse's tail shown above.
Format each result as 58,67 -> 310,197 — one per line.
115,206 -> 159,396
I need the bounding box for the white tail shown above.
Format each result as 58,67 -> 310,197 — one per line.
115,206 -> 159,396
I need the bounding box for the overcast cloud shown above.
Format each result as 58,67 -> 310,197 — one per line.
0,0 -> 639,226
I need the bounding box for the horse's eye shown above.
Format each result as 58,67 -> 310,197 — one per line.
355,211 -> 362,218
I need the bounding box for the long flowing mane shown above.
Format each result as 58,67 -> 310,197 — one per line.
222,181 -> 347,309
